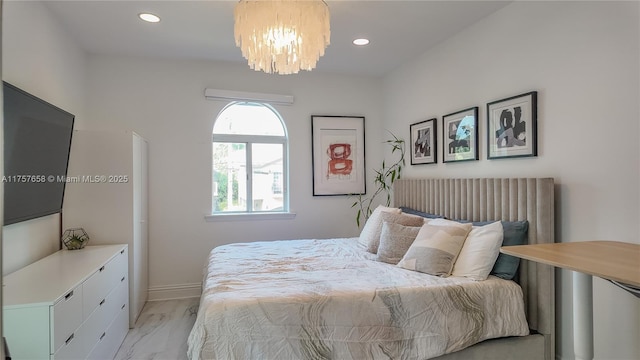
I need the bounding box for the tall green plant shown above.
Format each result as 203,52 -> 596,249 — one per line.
351,132 -> 406,227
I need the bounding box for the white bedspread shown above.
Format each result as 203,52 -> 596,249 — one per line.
187,238 -> 529,360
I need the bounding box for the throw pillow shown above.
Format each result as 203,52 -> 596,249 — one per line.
452,221 -> 503,280
367,211 -> 424,254
490,221 -> 529,280
399,206 -> 446,219
357,205 -> 401,248
454,219 -> 529,280
376,221 -> 423,264
397,219 -> 472,276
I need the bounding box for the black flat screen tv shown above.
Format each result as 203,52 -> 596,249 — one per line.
3,82 -> 75,225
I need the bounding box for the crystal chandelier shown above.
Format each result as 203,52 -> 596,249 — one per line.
234,0 -> 331,75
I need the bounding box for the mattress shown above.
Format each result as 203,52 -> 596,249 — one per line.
187,238 -> 529,360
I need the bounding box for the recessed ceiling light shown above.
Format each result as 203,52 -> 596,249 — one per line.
353,38 -> 370,46
139,13 -> 160,23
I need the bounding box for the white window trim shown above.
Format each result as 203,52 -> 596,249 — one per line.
205,212 -> 296,222
204,88 -> 294,105
210,102 -> 290,218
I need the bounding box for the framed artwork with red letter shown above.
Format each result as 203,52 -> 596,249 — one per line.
312,115 -> 365,196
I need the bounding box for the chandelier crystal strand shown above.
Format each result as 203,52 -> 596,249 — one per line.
234,0 -> 330,75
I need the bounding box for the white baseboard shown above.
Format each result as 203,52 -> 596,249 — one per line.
148,283 -> 201,301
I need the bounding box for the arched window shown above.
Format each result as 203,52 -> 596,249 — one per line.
212,102 -> 288,214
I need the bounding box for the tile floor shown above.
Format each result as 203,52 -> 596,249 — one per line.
114,298 -> 199,360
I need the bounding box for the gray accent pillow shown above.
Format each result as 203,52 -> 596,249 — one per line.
376,221 -> 422,264
397,219 -> 472,276
399,206 -> 446,219
490,221 -> 529,280
366,211 -> 424,254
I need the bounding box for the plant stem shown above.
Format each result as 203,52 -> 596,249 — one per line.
350,132 -> 405,228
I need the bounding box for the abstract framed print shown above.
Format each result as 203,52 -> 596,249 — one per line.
442,107 -> 479,163
487,91 -> 538,159
410,118 -> 437,165
311,115 -> 366,196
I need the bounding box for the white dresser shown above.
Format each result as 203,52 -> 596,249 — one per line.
3,245 -> 129,360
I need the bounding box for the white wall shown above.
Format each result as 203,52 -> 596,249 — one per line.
383,2 -> 639,359
4,1 -> 639,358
80,55 -> 384,298
2,0 -> 87,274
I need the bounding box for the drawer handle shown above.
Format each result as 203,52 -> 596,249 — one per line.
120,249 -> 125,254
65,333 -> 74,345
99,298 -> 106,306
99,332 -> 106,341
121,303 -> 126,310
99,266 -> 105,272
121,276 -> 126,282
64,290 -> 74,300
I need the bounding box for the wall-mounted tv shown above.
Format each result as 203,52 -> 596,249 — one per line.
3,82 -> 75,225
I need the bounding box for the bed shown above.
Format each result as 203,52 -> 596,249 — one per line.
188,178 -> 555,360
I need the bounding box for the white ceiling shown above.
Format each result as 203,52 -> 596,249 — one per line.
43,0 -> 511,77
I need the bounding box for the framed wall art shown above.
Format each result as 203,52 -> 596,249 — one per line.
487,91 -> 538,159
410,118 -> 437,165
311,115 -> 366,196
442,107 -> 478,163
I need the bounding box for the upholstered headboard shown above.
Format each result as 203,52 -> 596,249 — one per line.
393,178 -> 555,360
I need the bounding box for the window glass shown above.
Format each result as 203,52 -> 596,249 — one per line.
212,142 -> 246,212
212,102 -> 288,214
251,143 -> 284,211
213,102 -> 285,136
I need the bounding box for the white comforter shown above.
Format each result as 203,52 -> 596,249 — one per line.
188,238 -> 529,360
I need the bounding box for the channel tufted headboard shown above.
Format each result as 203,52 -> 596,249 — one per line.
393,178 -> 555,360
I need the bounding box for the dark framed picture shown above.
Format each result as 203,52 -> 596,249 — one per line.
487,91 -> 538,159
442,107 -> 478,163
410,118 -> 437,165
311,115 -> 366,196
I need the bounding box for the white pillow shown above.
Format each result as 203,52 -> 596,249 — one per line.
357,205 -> 401,248
397,218 -> 472,277
452,221 -> 504,281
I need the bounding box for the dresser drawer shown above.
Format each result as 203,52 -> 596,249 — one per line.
51,286 -> 84,353
87,300 -> 129,360
51,328 -> 86,360
82,248 -> 128,319
82,277 -> 128,355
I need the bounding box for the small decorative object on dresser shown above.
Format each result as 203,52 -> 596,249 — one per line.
62,227 -> 90,250
442,107 -> 479,163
